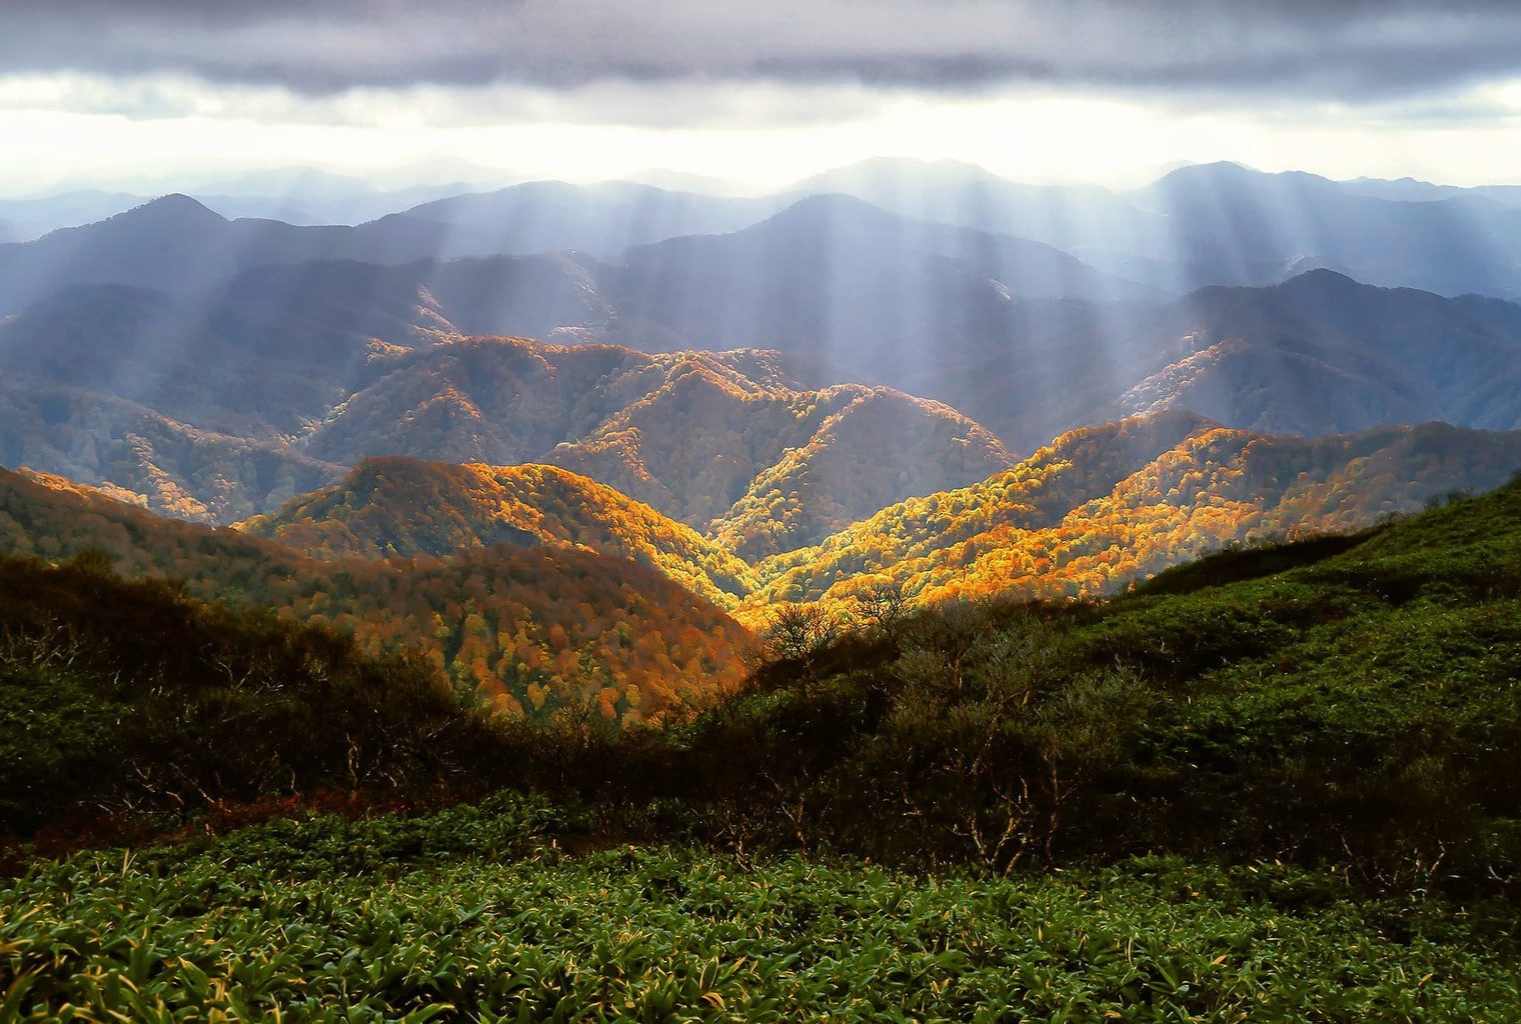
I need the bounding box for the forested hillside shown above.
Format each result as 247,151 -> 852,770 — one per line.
220,411 -> 1521,628
755,415 -> 1521,613
0,383 -> 345,522
242,458 -> 758,608
549,368 -> 1015,556
9,457 -> 1521,891
0,317 -> 1016,539
0,554 -> 495,835
7,451 -> 1521,1023
0,469 -> 751,723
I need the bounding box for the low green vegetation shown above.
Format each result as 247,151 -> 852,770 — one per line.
596,476 -> 1521,889
4,479 -> 1521,1018
0,551 -> 502,840
5,798 -> 1521,1022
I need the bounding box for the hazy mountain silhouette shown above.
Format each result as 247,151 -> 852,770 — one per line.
386,180 -> 788,260
908,270 -> 1521,450
1115,270 -> 1521,435
0,190 -> 149,244
795,158 -> 1521,299
0,183 -> 785,312
606,193 -> 1153,383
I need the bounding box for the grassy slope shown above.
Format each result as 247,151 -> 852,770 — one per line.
683,477 -> 1521,880
1053,481 -> 1521,860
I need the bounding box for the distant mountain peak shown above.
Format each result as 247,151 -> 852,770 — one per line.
1153,160 -> 1257,183
753,193 -> 909,233
775,192 -> 885,214
1277,267 -> 1364,292
120,193 -> 226,226
1148,162 -> 1345,197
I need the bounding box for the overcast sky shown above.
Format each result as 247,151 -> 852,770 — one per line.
4,0 -> 1521,194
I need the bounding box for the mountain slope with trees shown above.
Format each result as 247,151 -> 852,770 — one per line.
241,458 -> 758,608
0,468 -> 752,723
7,192 -> 1521,497
754,415 -> 1521,614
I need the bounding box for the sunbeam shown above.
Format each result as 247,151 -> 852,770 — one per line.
7,6 -> 1521,1019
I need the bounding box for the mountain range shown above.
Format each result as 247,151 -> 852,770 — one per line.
0,320 -> 1024,552
10,403 -> 1519,683
225,407 -> 1521,621
4,172 -> 1520,458
5,160 -> 1521,712
0,170 -> 504,243
798,159 -> 1521,299
6,259 -> 1521,524
13,158 -> 1521,296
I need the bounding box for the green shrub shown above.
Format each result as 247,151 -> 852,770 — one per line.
4,807 -> 1519,1022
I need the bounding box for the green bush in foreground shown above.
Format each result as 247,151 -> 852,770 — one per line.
3,799 -> 1520,1022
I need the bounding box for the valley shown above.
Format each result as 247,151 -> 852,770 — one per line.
5,158 -> 1521,743
7,143 -> 1521,1022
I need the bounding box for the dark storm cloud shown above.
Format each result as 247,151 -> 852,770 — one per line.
4,0 -> 1521,101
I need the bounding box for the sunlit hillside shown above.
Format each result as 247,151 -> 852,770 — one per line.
553,370 -> 1015,557
241,457 -> 758,608
14,2 -> 1521,1019
0,469 -> 752,722
753,415 -> 1521,614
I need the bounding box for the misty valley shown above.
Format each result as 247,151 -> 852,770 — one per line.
5,5 -> 1521,1018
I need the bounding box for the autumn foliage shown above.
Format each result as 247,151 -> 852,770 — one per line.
0,469 -> 751,724
749,414 -> 1521,619
241,458 -> 758,609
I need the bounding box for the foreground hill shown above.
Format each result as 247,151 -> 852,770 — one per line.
0,554 -> 490,834
241,458 -> 758,608
754,413 -> 1521,612
6,468 -> 1521,1022
692,466 -> 1521,896
0,469 -> 751,722
11,461 -> 1521,878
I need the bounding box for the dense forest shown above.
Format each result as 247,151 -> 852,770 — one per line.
241,457 -> 758,608
0,469 -> 751,723
8,468 -> 1521,891
753,416 -> 1521,615
5,458 -> 1521,1021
